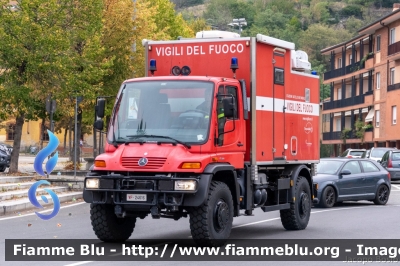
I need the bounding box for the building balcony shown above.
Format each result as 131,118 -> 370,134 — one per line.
322,131 -> 358,141
388,82 -> 400,92
323,92 -> 372,110
388,41 -> 400,56
323,54 -> 373,80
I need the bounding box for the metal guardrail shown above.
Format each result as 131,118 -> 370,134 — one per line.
323,94 -> 365,110
388,41 -> 400,56
388,82 -> 400,92
322,131 -> 358,141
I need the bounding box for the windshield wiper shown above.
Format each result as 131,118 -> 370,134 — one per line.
126,134 -> 191,149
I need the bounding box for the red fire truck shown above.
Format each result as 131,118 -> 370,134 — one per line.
84,31 -> 320,246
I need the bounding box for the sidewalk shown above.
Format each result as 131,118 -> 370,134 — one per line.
0,173 -> 85,217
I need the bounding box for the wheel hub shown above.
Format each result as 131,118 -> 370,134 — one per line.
299,192 -> 309,218
214,199 -> 229,232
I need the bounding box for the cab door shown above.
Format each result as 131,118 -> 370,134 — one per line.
215,83 -> 246,167
272,48 -> 286,160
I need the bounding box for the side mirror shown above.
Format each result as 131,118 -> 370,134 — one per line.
377,160 -> 381,163
96,99 -> 106,118
94,119 -> 104,131
340,169 -> 351,175
222,97 -> 235,118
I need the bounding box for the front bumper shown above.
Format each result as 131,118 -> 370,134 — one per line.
83,173 -> 201,207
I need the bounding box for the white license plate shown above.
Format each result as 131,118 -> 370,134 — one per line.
127,194 -> 147,201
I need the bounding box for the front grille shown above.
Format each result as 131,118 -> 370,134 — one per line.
121,157 -> 167,169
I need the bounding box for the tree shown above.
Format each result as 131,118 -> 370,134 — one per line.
298,24 -> 352,67
0,0 -> 74,173
0,0 -> 109,172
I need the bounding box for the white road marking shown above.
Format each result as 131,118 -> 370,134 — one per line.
0,202 -> 86,221
391,184 -> 400,190
64,262 -> 93,266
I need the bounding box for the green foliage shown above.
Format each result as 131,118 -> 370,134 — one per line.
341,128 -> 352,146
320,142 -> 334,158
172,0 -> 204,9
354,120 -> 373,144
341,5 -> 362,17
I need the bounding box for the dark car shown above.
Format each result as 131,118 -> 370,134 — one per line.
313,158 -> 391,208
339,148 -> 365,158
0,149 -> 10,172
380,150 -> 400,181
361,147 -> 397,162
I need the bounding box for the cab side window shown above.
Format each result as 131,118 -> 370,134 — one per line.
225,86 -> 238,119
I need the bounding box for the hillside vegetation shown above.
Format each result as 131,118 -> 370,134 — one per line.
174,0 -> 397,100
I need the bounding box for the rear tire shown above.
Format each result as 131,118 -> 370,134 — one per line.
280,176 -> 311,230
90,204 -> 136,242
373,184 -> 389,205
319,186 -> 336,208
189,181 -> 233,247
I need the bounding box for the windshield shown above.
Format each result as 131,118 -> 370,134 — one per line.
316,160 -> 344,175
371,149 -> 392,158
108,80 -> 214,145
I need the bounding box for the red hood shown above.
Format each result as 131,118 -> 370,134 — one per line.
94,143 -> 213,172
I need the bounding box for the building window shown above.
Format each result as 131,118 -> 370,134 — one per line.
390,28 -> 396,45
393,106 -> 397,125
338,88 -> 342,100
376,72 -> 380,90
349,54 -> 352,64
6,124 -> 15,141
376,110 -> 380,127
336,118 -> 341,131
376,35 -> 381,51
337,58 -> 342,69
390,68 -> 395,85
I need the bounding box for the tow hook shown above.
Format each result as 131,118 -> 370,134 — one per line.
114,205 -> 126,218
151,206 -> 161,219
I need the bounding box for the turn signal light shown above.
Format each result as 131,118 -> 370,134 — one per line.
94,160 -> 106,167
180,162 -> 201,169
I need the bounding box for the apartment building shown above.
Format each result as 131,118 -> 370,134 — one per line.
321,4 -> 400,156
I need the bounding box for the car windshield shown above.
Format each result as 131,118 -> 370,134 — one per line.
349,151 -> 364,157
371,149 -> 392,158
108,80 -> 214,145
316,160 -> 344,175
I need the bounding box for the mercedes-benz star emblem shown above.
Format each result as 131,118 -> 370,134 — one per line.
138,157 -> 148,167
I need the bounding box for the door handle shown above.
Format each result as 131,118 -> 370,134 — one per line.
237,142 -> 243,147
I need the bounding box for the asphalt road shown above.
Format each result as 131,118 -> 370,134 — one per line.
2,184 -> 400,266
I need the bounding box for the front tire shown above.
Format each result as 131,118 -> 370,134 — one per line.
319,186 -> 336,208
189,181 -> 233,247
373,184 -> 389,205
280,176 -> 311,230
90,204 -> 136,242
0,165 -> 6,172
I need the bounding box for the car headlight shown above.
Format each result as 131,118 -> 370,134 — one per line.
86,178 -> 99,189
174,180 -> 197,191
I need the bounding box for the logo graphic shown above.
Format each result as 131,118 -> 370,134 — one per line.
34,130 -> 59,176
29,130 -> 60,220
28,180 -> 60,220
304,122 -> 313,134
138,157 -> 148,167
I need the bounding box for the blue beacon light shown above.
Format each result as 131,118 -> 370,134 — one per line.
230,57 -> 239,78
149,59 -> 157,76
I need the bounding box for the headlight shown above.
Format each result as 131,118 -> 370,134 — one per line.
174,180 -> 197,191
86,178 -> 99,189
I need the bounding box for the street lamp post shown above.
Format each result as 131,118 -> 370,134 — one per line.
228,18 -> 247,35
